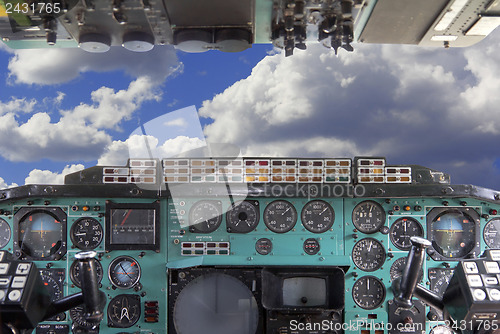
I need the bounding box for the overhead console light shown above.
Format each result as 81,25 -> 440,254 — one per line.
244,159 -> 270,183
434,0 -> 468,32
298,159 -> 324,183
271,159 -> 297,183
385,167 -> 412,183
355,158 -> 385,183
103,159 -> 158,184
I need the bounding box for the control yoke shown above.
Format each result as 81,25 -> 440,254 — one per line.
392,237 -> 447,318
0,250 -> 105,334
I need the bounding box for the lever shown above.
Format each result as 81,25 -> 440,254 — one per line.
75,251 -> 105,326
393,236 -> 431,308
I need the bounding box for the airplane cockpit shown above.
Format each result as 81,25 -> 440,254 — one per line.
1,153 -> 500,333
1,0 -> 500,334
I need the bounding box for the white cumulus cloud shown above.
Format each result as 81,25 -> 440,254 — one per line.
0,77 -> 161,162
7,46 -> 182,85
24,164 -> 85,185
98,135 -> 206,166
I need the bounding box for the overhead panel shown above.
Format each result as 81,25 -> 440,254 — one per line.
358,0 -> 450,44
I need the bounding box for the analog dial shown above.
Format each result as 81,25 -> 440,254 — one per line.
429,268 -> 454,296
107,294 -> 141,328
108,256 -> 141,289
430,325 -> 455,334
226,201 -> 260,233
352,238 -> 386,271
70,305 -> 99,331
352,201 -> 386,234
0,218 -> 11,249
301,200 -> 335,233
390,217 -> 424,250
70,259 -> 104,288
189,201 -> 222,233
70,217 -> 103,250
40,268 -> 66,321
389,257 -> 423,282
352,276 -> 386,310
15,207 -> 67,260
484,218 -> 500,248
429,209 -> 477,259
263,200 -> 297,233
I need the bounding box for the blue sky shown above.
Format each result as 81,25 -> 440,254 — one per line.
0,33 -> 499,190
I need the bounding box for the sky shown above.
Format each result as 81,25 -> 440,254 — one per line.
0,29 -> 499,190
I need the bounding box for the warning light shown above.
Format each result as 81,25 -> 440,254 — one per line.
490,209 -> 498,215
403,205 -> 411,211
83,206 -> 90,212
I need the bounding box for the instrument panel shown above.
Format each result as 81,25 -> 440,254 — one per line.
0,191 -> 499,334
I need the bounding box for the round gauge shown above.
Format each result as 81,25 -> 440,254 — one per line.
70,217 -> 103,250
389,257 -> 423,281
15,207 -> 67,260
173,273 -> 259,334
352,276 -> 386,310
484,218 -> 500,248
0,218 -> 11,249
352,201 -> 386,234
428,209 -> 477,259
107,294 -> 141,328
390,217 -> 424,250
108,256 -> 141,289
263,200 -> 297,233
40,270 -> 66,321
301,200 -> 335,233
189,201 -> 222,233
70,305 -> 99,331
255,238 -> 273,255
429,269 -> 454,296
70,259 -> 104,288
352,238 -> 386,271
226,201 -> 260,233
430,325 -> 455,334
303,238 -> 320,255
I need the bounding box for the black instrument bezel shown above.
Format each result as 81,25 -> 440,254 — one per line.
426,207 -> 480,261
13,206 -> 67,261
105,201 -> 160,251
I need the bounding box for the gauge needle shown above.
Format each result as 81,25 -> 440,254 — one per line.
119,264 -> 133,279
404,221 -> 407,233
319,208 -> 327,215
282,207 -> 291,215
368,241 -> 373,252
367,279 -> 370,290
75,233 -> 86,236
120,210 -> 132,226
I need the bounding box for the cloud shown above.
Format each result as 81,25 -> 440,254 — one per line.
97,135 -> 206,166
7,45 -> 182,85
164,117 -> 187,128
24,164 -> 85,185
0,97 -> 36,116
0,77 -> 161,162
200,34 -> 500,189
0,177 -> 18,189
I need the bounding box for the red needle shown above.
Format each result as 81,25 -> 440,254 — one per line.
121,210 -> 132,226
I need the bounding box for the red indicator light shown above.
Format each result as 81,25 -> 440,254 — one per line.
246,161 -> 255,166
52,243 -> 56,247
183,243 -> 192,248
374,161 -> 384,165
401,168 -> 410,173
299,161 -> 308,166
490,209 -> 498,215
44,283 -> 48,285
259,161 -> 268,166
